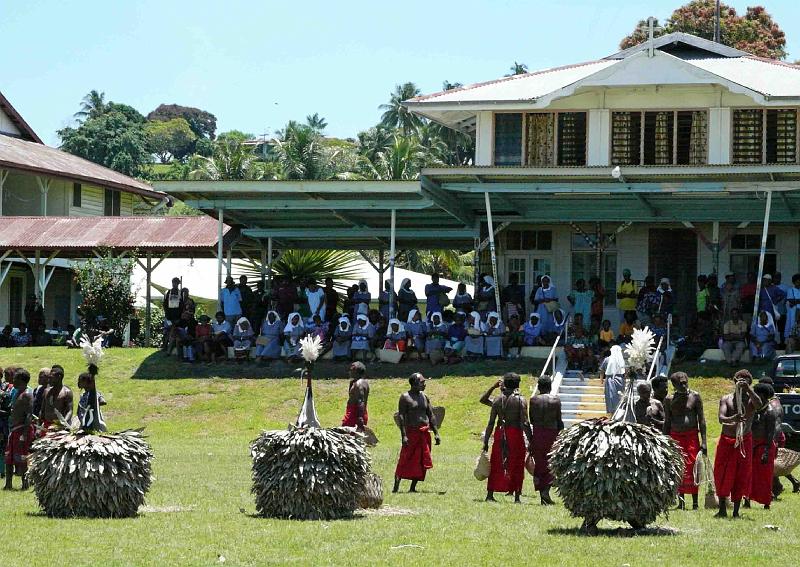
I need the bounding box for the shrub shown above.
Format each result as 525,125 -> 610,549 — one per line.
73,250 -> 136,338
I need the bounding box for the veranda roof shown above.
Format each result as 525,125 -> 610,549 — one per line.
0,216 -> 233,257
155,165 -> 800,251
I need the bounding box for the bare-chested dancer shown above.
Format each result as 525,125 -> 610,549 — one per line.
651,375 -> 668,405
664,372 -> 707,510
482,373 -> 533,503
634,382 -> 665,431
4,369 -> 33,490
341,362 -> 369,430
714,369 -> 759,518
393,373 -> 440,493
529,375 -> 563,505
41,364 -> 73,429
746,382 -> 779,509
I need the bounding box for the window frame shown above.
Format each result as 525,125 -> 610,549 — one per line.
492,111 -> 589,167
609,108 -> 709,166
730,107 -> 800,165
72,182 -> 82,208
104,188 -> 121,216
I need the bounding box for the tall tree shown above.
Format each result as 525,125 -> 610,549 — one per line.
505,62 -> 529,76
74,90 -> 107,122
59,103 -> 150,177
144,117 -> 196,163
619,1 -> 786,59
146,104 -> 218,139
271,121 -> 343,180
306,113 -> 328,132
191,138 -> 259,180
379,83 -> 423,135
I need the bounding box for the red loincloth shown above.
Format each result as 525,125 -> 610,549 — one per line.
670,430 -> 701,495
714,432 -> 752,501
341,404 -> 368,427
487,426 -> 526,493
750,440 -> 778,506
395,425 -> 432,481
4,424 -> 34,471
531,427 -> 559,490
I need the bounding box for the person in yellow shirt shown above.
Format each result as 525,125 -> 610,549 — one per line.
616,269 -> 638,320
618,311 -> 637,343
598,319 -> 615,349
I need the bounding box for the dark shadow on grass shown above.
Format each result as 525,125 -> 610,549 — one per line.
547,526 -> 680,537
246,512 -> 363,521
131,351 -> 548,380
24,511 -> 143,520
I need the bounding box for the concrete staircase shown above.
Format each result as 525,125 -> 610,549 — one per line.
559,370 -> 608,428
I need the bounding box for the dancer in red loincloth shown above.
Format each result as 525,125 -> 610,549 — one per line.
664,372 -> 708,510
747,382 -> 780,508
529,375 -> 563,505
482,373 -> 533,503
393,373 -> 440,493
4,369 -> 34,490
341,362 -> 369,429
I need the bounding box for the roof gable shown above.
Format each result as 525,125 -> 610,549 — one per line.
605,32 -> 749,60
0,91 -> 42,143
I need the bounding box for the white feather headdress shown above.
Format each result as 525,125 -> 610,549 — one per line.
623,327 -> 655,372
299,335 -> 322,363
80,336 -> 105,367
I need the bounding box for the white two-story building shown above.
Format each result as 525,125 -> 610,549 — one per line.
403,32 -> 800,327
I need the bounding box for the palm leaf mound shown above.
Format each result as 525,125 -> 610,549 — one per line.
357,473 -> 384,510
250,426 -> 371,520
550,419 -> 684,530
28,429 -> 153,518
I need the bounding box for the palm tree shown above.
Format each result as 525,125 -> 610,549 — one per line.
361,135 -> 428,181
442,80 -> 463,91
398,249 -> 475,282
356,126 -> 394,165
74,90 -> 108,121
190,138 -> 259,180
505,62 -> 529,76
306,113 -> 328,132
234,249 -> 362,292
379,83 -> 424,135
271,121 -> 343,180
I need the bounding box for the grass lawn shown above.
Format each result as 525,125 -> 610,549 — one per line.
0,347 -> 796,566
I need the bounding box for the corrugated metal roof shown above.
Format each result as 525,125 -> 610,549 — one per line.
690,56 -> 800,98
0,216 -> 228,251
0,135 -> 164,199
407,60 -> 618,103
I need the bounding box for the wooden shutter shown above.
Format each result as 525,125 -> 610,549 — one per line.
732,109 -> 763,164
766,109 -> 797,164
611,112 -> 641,165
557,112 -> 586,166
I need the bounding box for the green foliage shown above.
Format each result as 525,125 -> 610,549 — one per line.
271,121 -> 347,180
74,89 -> 107,122
166,199 -> 203,216
217,130 -> 253,143
191,138 -> 259,180
146,103 -> 217,139
250,426 -> 371,519
28,429 -> 153,518
505,61 -> 529,76
550,418 -> 684,529
145,117 -> 197,163
379,82 -> 424,135
397,249 -> 474,282
306,113 -> 328,132
619,1 -> 786,59
234,249 -> 361,291
133,302 -> 165,348
59,103 -> 150,177
73,251 -> 136,337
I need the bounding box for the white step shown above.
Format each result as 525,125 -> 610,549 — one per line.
558,393 -> 605,401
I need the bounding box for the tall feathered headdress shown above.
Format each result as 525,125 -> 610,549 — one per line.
295,335 -> 322,429
80,336 -> 105,368
623,327 -> 655,373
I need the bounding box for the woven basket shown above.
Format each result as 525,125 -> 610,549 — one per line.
474,450 -> 490,481
774,448 -> 800,477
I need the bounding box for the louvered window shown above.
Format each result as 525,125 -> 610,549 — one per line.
732,109 -> 763,164
766,109 -> 797,164
557,112 -> 587,166
733,108 -> 798,164
613,110 -> 707,165
611,112 -> 642,165
493,113 -> 522,166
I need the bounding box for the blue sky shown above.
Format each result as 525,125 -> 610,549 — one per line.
2,0 -> 799,145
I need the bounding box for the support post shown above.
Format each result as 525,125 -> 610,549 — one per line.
267,237 -> 273,292
36,177 -> 50,216
711,221 -> 720,275
260,240 -> 268,288
145,252 -> 152,347
473,220 -> 481,289
484,192 -> 501,311
389,209 -> 396,321
752,191 -> 773,328
378,250 -> 384,294
595,222 -> 602,279
0,169 -> 7,217
217,209 -> 224,310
